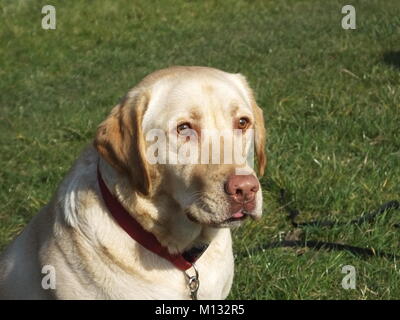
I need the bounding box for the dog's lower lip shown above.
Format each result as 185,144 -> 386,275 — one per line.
226,210 -> 248,222
232,211 -> 244,219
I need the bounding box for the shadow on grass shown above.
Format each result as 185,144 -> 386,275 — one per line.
383,51 -> 400,69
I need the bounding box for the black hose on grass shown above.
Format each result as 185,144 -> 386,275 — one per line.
242,178 -> 400,260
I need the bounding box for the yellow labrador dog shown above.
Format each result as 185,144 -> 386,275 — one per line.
0,66 -> 266,299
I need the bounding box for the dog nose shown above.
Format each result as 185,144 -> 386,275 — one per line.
224,174 -> 259,203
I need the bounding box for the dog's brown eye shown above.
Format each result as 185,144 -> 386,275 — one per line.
177,122 -> 192,134
238,117 -> 250,130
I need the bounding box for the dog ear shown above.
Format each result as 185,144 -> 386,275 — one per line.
252,103 -> 266,177
94,91 -> 152,195
231,74 -> 267,177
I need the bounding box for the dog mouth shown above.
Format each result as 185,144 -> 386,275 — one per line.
224,208 -> 250,223
186,204 -> 252,227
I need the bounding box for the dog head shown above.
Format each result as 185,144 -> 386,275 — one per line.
94,66 -> 266,228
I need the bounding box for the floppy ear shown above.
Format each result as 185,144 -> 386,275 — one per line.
232,74 -> 267,177
252,102 -> 267,177
94,91 -> 152,195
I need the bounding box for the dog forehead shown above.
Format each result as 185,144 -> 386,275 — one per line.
142,73 -> 251,129
169,77 -> 242,106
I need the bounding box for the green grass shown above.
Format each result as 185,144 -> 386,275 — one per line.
1,0 -> 399,299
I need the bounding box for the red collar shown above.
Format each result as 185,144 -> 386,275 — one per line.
97,165 -> 205,271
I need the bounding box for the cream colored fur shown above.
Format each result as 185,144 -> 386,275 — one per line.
0,66 -> 265,299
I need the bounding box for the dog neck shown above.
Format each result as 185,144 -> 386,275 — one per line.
98,158 -> 219,255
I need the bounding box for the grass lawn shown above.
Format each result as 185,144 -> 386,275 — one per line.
1,0 -> 399,299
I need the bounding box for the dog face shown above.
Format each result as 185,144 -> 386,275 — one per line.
95,67 -> 266,228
